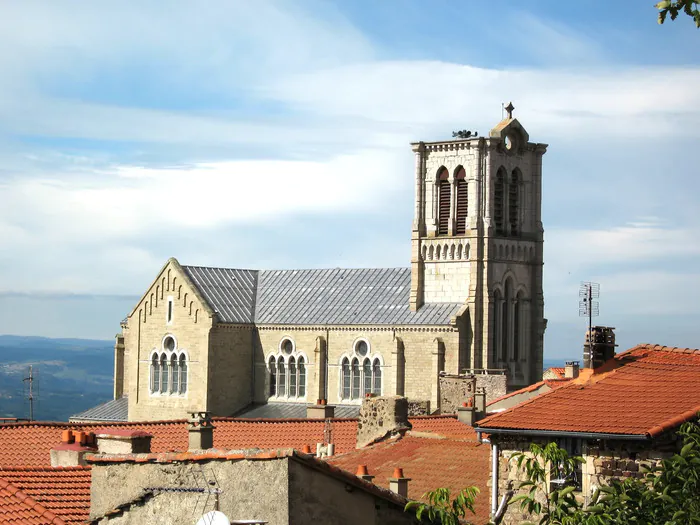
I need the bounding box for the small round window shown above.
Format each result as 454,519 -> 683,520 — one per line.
163,336 -> 175,352
281,338 -> 294,355
355,340 -> 368,357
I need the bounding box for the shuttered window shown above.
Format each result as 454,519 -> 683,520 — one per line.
455,167 -> 468,235
438,167 -> 450,236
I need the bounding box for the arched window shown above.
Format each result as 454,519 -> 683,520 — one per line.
455,166 -> 468,235
298,357 -> 306,398
289,356 -> 297,398
437,167 -> 450,236
151,354 -> 159,393
509,170 -> 520,235
179,354 -> 187,394
277,358 -> 286,397
372,358 -> 382,394
351,358 -> 360,399
494,167 -> 506,235
170,354 -> 179,394
268,355 -> 277,396
363,358 -> 372,395
160,354 -> 169,393
341,358 -> 351,399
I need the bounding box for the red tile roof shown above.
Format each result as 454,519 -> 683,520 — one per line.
408,415 -> 478,439
0,477 -> 66,525
0,417 -> 358,468
545,367 -> 566,379
478,344 -> 700,436
329,430 -> 491,525
0,468 -> 90,525
486,378 -> 572,407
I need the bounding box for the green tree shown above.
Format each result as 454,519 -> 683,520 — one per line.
656,0 -> 700,27
404,486 -> 481,525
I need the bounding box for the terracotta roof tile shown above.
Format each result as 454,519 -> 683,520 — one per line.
0,477 -> 66,524
329,432 -> 491,525
0,468 -> 90,525
487,378 -> 572,407
478,344 -> 700,436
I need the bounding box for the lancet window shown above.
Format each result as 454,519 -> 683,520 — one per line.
267,337 -> 307,399
149,335 -> 188,396
340,339 -> 382,401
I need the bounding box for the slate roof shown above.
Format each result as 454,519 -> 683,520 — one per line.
69,397 -> 128,423
0,477 -> 65,525
0,468 -> 90,524
477,344 -> 700,437
329,424 -> 490,524
235,402 -> 361,419
183,265 -> 462,326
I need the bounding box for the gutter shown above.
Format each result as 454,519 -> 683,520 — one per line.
491,441 -> 498,518
474,427 -> 651,441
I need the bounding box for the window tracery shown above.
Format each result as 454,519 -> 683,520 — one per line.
267,337 -> 307,399
339,339 -> 382,401
149,335 -> 188,396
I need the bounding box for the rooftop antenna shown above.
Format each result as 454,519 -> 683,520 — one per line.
579,281 -> 600,365
22,365 -> 34,421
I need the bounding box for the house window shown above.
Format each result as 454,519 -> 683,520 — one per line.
151,355 -> 160,393
551,438 -> 583,492
160,354 -> 169,393
269,355 -> 277,396
340,340 -> 383,400
455,166 -> 468,235
149,336 -> 188,396
437,167 -> 451,236
268,338 -> 307,400
179,354 -> 187,394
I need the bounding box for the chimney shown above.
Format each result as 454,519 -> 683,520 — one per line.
457,399 -> 475,426
356,464 -> 375,483
389,467 -> 411,498
188,411 -> 215,451
583,326 -> 617,369
474,388 -> 486,416
356,396 -> 411,449
307,399 -> 335,419
50,430 -> 97,467
95,429 -> 152,455
565,361 -> 580,379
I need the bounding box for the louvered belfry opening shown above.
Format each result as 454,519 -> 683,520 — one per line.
438,167 -> 450,236
455,166 -> 468,235
494,168 -> 506,235
509,170 -> 519,236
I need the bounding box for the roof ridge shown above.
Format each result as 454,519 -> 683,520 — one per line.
618,343 -> 700,357
183,264 -> 412,273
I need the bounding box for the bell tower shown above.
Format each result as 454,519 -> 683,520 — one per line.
409,104 -> 547,388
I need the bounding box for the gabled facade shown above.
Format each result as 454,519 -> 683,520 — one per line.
111,110 -> 548,422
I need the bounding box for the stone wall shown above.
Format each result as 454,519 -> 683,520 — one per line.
439,374 -> 476,414
493,434 -> 681,525
356,396 -> 410,449
475,373 -> 507,404
89,455 -> 416,525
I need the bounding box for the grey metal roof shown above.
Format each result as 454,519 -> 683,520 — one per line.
182,265 -> 462,326
69,397 -> 128,422
236,402 -> 360,419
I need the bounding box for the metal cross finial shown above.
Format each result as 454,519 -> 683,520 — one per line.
505,101 -> 515,119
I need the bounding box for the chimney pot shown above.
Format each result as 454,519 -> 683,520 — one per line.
61,430 -> 74,444
356,465 -> 369,476
51,430 -> 96,467
302,444 -> 312,454
75,431 -> 86,446
188,411 -> 215,451
389,467 -> 411,498
392,467 -> 404,478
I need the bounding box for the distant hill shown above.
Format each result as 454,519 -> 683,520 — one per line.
0,335 -> 113,422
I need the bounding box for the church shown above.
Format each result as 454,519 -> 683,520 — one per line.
84,108 -> 547,422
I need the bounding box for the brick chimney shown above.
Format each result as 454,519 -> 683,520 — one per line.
565,361 -> 580,379
188,411 -> 215,451
356,396 -> 411,449
389,467 -> 411,498
95,429 -> 152,454
50,430 -> 97,467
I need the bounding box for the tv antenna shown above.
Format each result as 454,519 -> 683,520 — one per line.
22,365 -> 34,421
579,281 -> 600,353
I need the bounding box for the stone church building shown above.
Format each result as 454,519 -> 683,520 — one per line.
103,110 -> 547,422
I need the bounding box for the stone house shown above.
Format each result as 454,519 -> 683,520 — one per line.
80,108 -> 548,423
475,344 -> 700,524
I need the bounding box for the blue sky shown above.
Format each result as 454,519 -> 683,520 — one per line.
0,0 -> 698,360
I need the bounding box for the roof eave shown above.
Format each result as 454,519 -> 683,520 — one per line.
474,426 -> 651,441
